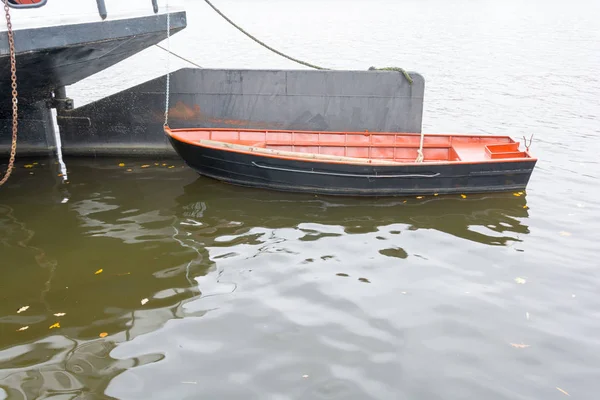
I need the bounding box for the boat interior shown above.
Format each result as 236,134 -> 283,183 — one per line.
168,128 -> 535,163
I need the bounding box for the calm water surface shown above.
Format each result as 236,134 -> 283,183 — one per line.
2,0 -> 600,399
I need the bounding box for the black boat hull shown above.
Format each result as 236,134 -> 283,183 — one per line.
168,137 -> 536,197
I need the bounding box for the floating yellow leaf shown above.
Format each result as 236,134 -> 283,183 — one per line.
416,196 -> 423,199
513,192 -> 521,197
118,163 -> 125,167
460,194 -> 467,199
523,205 -> 528,209
168,165 -> 175,169
141,164 -> 150,168
49,322 -> 60,329
24,164 -> 34,168
162,163 -> 167,166
17,326 -> 29,331
510,343 -> 530,348
141,298 -> 149,305
154,163 -> 159,166
57,173 -> 63,177
126,168 -> 133,172
17,306 -> 29,313
434,193 -> 439,196
99,332 -> 108,338
515,277 -> 527,284
556,387 -> 570,396
54,312 -> 66,317
32,162 -> 38,165
95,269 -> 103,275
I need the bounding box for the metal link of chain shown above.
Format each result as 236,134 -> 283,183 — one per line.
163,1 -> 170,128
0,2 -> 18,187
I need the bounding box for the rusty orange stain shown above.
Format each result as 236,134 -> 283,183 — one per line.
157,101 -> 284,130
168,102 -> 201,120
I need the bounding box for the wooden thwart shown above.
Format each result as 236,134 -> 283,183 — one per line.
197,139 -> 432,165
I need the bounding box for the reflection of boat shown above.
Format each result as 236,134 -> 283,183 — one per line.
175,178 -> 531,247
165,126 -> 537,197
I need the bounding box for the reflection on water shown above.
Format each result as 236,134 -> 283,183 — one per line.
0,159 -> 536,398
3,0 -> 600,394
176,180 -> 531,247
0,336 -> 163,399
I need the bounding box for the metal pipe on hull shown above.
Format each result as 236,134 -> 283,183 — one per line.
96,0 -> 107,19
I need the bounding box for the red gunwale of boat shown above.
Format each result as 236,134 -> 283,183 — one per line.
164,126 -> 537,166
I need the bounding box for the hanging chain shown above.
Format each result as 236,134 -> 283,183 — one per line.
0,1 -> 18,187
163,0 -> 171,128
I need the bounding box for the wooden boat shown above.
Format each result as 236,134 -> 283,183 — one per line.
164,126 -> 537,197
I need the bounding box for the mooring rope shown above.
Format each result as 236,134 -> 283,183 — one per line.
202,0 -> 328,70
155,44 -> 203,69
202,0 -> 413,84
368,66 -> 413,85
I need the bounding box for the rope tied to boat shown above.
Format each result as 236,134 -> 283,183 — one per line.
202,0 -> 413,84
368,66 -> 413,86
0,2 -> 18,187
523,134 -> 534,152
415,131 -> 425,163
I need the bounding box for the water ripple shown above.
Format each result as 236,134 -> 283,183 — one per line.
3,0 -> 600,398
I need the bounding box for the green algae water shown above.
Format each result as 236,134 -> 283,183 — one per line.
1,155 -> 598,399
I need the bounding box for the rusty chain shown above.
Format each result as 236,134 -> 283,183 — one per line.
0,1 -> 18,187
